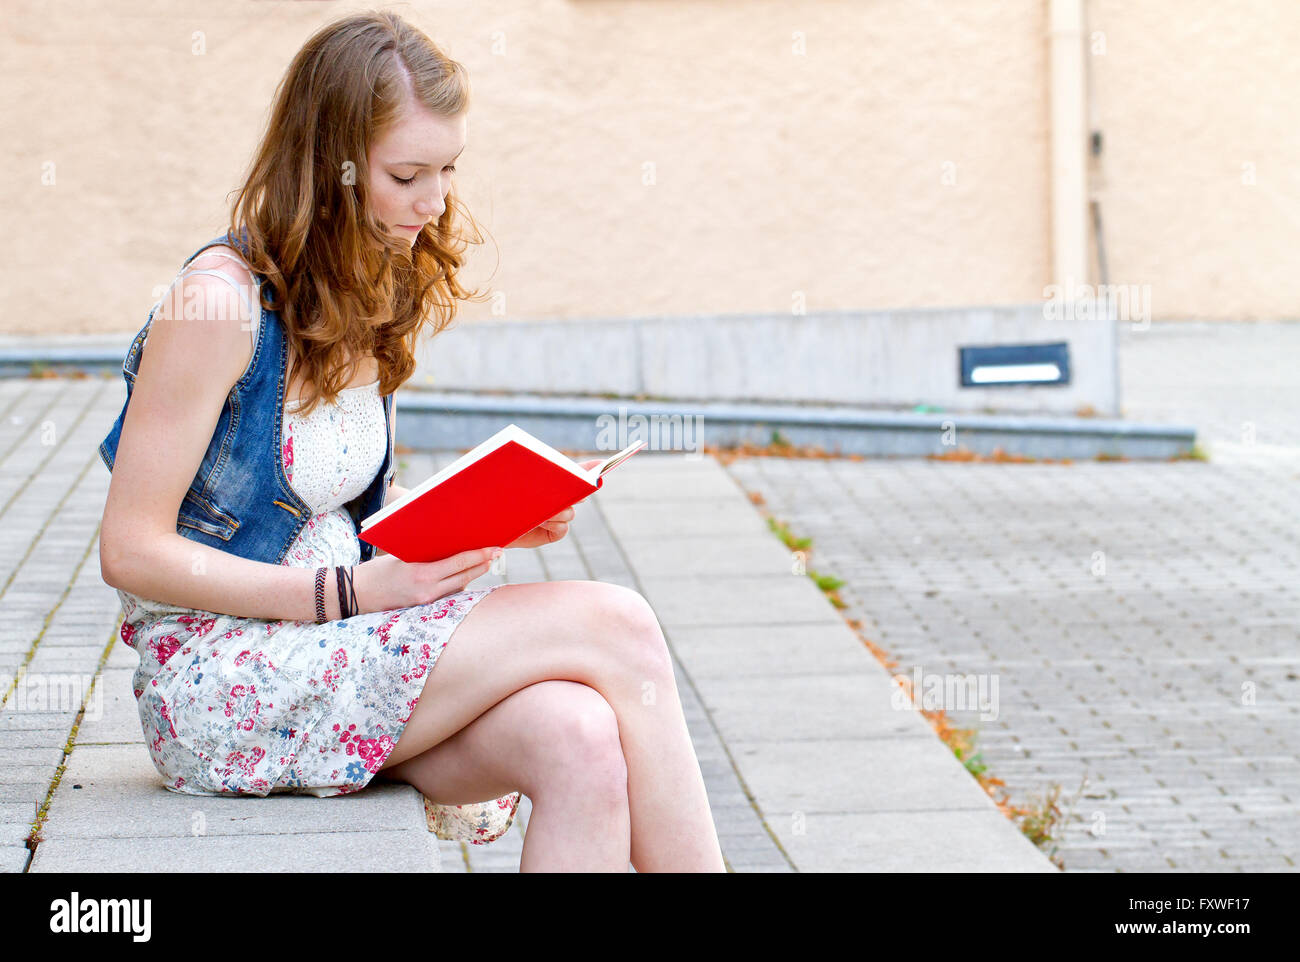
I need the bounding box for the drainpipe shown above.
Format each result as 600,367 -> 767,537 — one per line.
1077,0 -> 1120,416
1049,0 -> 1088,291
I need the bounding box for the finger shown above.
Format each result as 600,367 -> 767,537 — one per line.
445,559 -> 493,592
444,546 -> 499,573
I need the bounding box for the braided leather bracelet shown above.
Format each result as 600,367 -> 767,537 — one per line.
314,566 -> 329,624
334,564 -> 357,619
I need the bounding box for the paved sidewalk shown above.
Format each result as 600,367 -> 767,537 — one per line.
722,321 -> 1300,872
0,374 -> 1052,872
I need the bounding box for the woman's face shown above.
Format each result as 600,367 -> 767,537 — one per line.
366,105 -> 467,245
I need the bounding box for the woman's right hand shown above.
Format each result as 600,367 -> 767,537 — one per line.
352,546 -> 502,614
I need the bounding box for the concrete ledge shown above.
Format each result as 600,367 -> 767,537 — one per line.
25,660 -> 442,873
31,830 -> 440,873
28,743 -> 440,872
0,333 -> 134,364
388,390 -> 1196,460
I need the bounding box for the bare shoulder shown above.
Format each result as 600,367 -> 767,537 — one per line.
183,243 -> 257,289
146,249 -> 259,396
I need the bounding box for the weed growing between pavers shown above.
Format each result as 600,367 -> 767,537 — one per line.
1013,777 -> 1088,870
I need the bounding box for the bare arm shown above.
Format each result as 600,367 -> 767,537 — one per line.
105,538 -> 348,622
384,482 -> 411,507
99,252 -> 345,622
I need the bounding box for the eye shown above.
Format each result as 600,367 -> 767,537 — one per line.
392,166 -> 455,187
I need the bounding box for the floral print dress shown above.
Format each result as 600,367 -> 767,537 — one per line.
115,360 -> 521,846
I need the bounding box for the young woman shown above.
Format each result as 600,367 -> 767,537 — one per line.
97,11 -> 725,873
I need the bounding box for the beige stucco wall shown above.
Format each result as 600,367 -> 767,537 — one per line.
1087,0 -> 1300,320
0,0 -> 1293,336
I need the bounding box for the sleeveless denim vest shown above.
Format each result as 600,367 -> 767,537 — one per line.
97,229 -> 395,565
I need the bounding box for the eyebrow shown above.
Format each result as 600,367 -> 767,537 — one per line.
394,144 -> 465,167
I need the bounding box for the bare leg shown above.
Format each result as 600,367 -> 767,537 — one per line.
379,679 -> 630,871
378,580 -> 725,872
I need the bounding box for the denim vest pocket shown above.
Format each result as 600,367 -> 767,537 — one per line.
177,489 -> 239,541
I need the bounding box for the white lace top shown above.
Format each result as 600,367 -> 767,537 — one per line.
279,381 -> 386,569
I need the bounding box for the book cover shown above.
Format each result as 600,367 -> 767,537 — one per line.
359,423 -> 646,563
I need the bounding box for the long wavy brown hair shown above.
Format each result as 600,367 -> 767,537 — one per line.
223,10 -> 490,418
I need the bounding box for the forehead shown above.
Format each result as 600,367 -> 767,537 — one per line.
371,106 -> 466,158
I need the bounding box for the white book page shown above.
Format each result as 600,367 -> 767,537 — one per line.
592,439 -> 647,478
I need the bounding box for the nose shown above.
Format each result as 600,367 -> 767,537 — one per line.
414,197 -> 445,221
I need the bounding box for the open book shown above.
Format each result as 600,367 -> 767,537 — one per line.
359,423 -> 647,563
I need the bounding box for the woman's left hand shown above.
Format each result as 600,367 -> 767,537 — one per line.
502,459 -> 603,549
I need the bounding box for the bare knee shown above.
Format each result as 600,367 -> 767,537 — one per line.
518,681 -> 628,802
580,582 -> 674,679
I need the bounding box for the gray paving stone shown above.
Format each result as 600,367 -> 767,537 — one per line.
72,668 -> 144,744
664,623 -> 881,678
600,533 -> 797,579
725,861 -> 796,873
730,736 -> 1004,815
0,726 -> 65,749
716,820 -> 782,840
0,801 -> 38,825
693,670 -> 940,742
0,764 -> 62,785
597,462 -> 745,501
0,746 -> 65,768
768,810 -> 1059,872
598,497 -> 772,539
433,844 -> 469,872
639,573 -> 844,629
26,645 -> 109,672
0,845 -> 30,873
106,639 -> 138,670
1,823 -> 33,850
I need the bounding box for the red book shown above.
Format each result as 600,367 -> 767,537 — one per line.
359,423 -> 647,563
